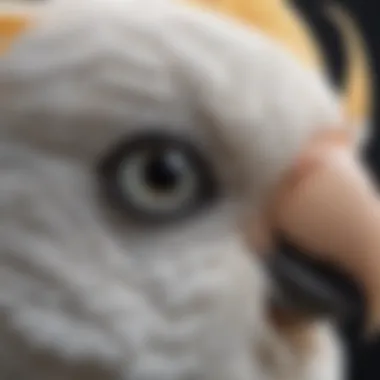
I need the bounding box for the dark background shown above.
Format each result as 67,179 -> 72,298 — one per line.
291,0 -> 380,172
290,1 -> 380,379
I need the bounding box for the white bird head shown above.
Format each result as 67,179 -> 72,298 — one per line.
0,1 -> 345,379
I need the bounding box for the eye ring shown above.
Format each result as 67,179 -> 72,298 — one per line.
97,131 -> 219,224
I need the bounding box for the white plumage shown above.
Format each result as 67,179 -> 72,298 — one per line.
0,0 -> 344,379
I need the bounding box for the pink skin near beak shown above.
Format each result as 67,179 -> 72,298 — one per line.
269,131 -> 380,332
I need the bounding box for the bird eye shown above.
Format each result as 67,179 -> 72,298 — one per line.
97,132 -> 218,223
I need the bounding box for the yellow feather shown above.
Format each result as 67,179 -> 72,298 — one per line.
0,2 -> 37,54
189,0 -> 322,70
188,0 -> 372,128
1,0 -> 372,127
326,4 -> 372,125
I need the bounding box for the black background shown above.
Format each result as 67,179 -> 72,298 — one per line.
291,0 -> 380,173
290,1 -> 380,379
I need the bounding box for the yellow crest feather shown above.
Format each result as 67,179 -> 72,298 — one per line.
0,2 -> 37,54
1,0 -> 372,128
326,4 -> 372,126
188,0 -> 372,127
189,0 -> 322,69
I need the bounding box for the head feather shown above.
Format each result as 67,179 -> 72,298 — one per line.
188,0 -> 372,133
1,0 -> 371,133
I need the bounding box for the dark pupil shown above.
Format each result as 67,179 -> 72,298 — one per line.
143,150 -> 182,192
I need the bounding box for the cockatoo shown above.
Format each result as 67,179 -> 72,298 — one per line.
0,0 -> 379,380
